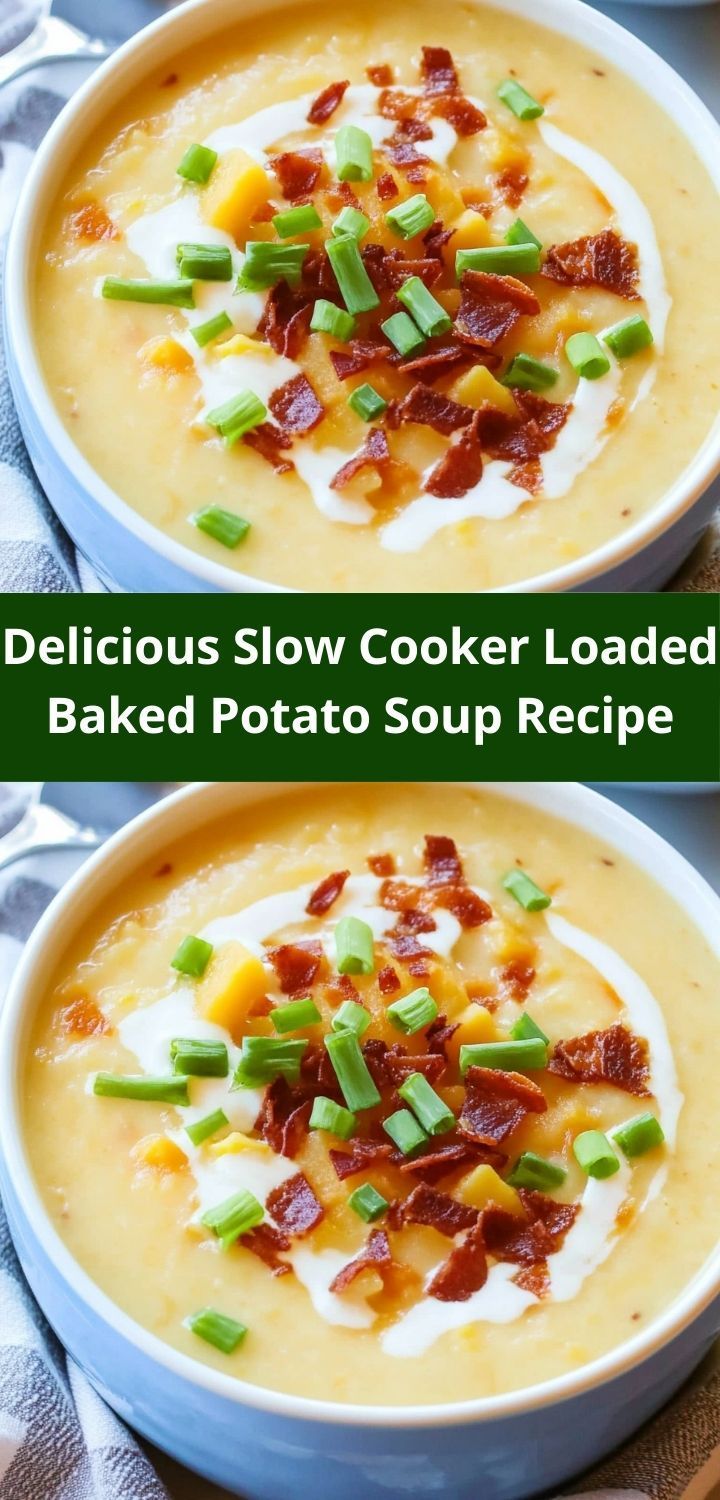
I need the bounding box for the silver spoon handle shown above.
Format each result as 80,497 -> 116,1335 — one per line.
0,14 -> 108,89
0,801 -> 101,874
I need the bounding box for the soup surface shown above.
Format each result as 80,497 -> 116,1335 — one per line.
24,785 -> 720,1405
35,2 -> 720,591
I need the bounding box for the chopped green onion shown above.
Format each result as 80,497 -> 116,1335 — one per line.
206,390 -> 267,446
505,217 -> 542,250
385,194 -> 435,240
398,1072 -> 454,1135
565,332 -> 611,381
190,310 -> 233,348
237,241 -> 309,290
502,870 -> 551,912
603,315 -> 654,360
573,1130 -> 620,1179
177,143 -> 218,184
383,1108 -> 428,1156
171,935 -> 214,977
496,79 -> 544,121
326,235 -> 380,313
335,124 -> 374,182
510,1012 -> 549,1046
271,998 -> 321,1034
309,1095 -> 357,1139
501,353 -> 558,392
310,299 -> 357,341
396,276 -> 452,339
176,243 -> 233,280
332,999 -> 371,1038
272,203 -> 322,237
232,1037 -> 308,1087
459,1038 -> 548,1076
348,383 -> 388,421
507,1151 -> 566,1190
93,1073 -> 190,1104
201,1187 -> 264,1250
332,206 -> 370,240
381,311 -> 426,357
335,915 -> 375,975
191,506 -> 250,550
386,986 -> 438,1036
186,1307 -> 247,1353
613,1113 -> 665,1159
170,1038 -> 229,1077
101,277 -> 195,308
348,1183 -> 388,1222
455,243 -> 541,278
185,1108 -> 229,1147
324,1031 -> 381,1112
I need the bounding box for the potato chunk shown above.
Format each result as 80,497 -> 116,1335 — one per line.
457,1164 -> 523,1216
132,1133 -> 187,1172
196,940 -> 267,1035
446,1002 -> 496,1065
202,148 -> 271,242
451,364 -> 517,418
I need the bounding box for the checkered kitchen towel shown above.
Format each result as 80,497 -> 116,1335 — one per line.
2,784 -> 720,1500
1,2 -> 719,593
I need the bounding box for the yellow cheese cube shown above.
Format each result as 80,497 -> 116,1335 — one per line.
449,209 -> 492,252
132,1133 -> 187,1172
202,148 -> 272,242
457,1164 -> 523,1216
446,1002 -> 496,1065
138,336 -> 193,373
196,940 -> 268,1036
209,1131 -> 269,1157
450,364 -> 517,418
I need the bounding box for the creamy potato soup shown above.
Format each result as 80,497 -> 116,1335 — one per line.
35,3 -> 720,590
25,786 -> 720,1404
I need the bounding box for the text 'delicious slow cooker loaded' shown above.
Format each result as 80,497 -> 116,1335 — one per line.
85,833 -> 668,1360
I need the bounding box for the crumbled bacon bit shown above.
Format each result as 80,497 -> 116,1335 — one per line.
483,1191 -> 578,1266
67,201 -> 119,242
302,247 -> 338,299
329,1139 -> 394,1179
59,995 -> 110,1036
426,1014 -> 459,1057
384,1047 -> 446,1084
499,958 -> 535,1000
367,63 -> 394,86
434,884 -> 493,928
395,385 -> 474,435
307,79 -> 349,125
543,229 -> 640,299
424,411 -> 484,498
301,1042 -> 343,1095
378,88 -> 422,120
306,869 -> 350,917
393,345 -> 469,384
329,339 -> 389,381
494,164 -> 528,207
384,256 -> 442,289
423,220 -> 454,260
378,964 -> 401,995
329,1228 -> 393,1292
460,1066 -> 547,1146
267,940 -> 324,994
455,270 -> 540,349
424,834 -> 463,885
401,1183 -> 478,1237
428,1220 -> 487,1301
330,427 -> 391,490
323,973 -> 359,1006
376,171 -> 399,201
386,139 -> 430,174
398,1139 -> 499,1183
368,852 -> 396,876
421,45 -> 459,97
254,1078 -> 312,1158
251,200 -> 276,223
379,878 -> 422,912
241,1222 -> 291,1276
271,148 -> 323,201
480,391 -> 571,464
267,1172 -> 324,1237
260,283 -> 311,359
386,928 -> 433,969
244,422 -> 294,475
433,95 -> 486,135
269,373 -> 324,434
548,1022 -> 650,1096
509,459 -> 543,494
514,1261 -> 549,1297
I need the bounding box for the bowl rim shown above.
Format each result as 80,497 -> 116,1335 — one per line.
5,0 -> 720,595
2,778 -> 720,1429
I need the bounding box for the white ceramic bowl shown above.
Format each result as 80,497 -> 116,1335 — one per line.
2,780 -> 720,1499
4,0 -> 720,592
